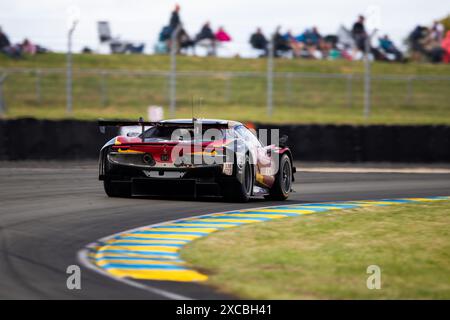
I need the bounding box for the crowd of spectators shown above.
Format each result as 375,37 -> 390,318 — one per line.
153,6 -> 449,63
408,21 -> 450,63
0,26 -> 49,59
249,15 -> 407,62
3,6 -> 449,64
155,5 -> 231,56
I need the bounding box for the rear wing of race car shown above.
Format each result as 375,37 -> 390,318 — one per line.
98,118 -> 157,135
98,118 -> 230,135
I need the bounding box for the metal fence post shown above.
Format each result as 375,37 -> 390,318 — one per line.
363,38 -> 371,119
267,33 -> 274,116
35,69 -> 42,105
363,30 -> 377,119
169,25 -> 181,118
66,21 -> 78,115
0,73 -> 7,116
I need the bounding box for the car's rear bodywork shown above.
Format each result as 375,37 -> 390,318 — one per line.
99,119 -> 295,200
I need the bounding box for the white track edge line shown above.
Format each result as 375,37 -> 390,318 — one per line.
77,249 -> 192,300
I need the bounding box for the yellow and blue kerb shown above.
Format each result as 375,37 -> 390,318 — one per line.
87,196 -> 450,282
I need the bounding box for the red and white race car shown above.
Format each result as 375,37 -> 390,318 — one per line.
98,119 -> 295,202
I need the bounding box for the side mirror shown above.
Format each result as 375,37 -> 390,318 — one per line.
279,135 -> 288,147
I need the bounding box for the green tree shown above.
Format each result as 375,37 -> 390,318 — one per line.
439,14 -> 450,32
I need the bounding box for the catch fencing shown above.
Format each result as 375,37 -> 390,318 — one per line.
0,67 -> 449,120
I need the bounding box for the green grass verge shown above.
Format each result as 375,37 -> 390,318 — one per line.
3,53 -> 450,74
1,53 -> 450,124
181,201 -> 450,299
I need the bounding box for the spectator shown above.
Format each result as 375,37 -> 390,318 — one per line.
0,26 -> 21,58
157,5 -> 192,55
379,34 -> 403,62
165,4 -> 183,53
409,26 -> 427,51
420,25 -> 445,63
196,22 -> 215,42
350,15 -> 389,61
284,30 -> 303,57
0,27 -> 10,50
178,28 -> 196,54
408,25 -> 428,60
169,4 -> 181,35
442,30 -> 450,63
431,20 -> 445,42
352,15 -> 367,51
215,27 -> 231,42
408,25 -> 444,63
21,38 -> 37,55
0,26 -> 11,54
303,27 -> 323,59
249,27 -> 268,57
428,46 -> 445,63
155,26 -> 170,53
322,35 -> 339,60
195,22 -> 216,56
323,34 -> 338,48
157,26 -> 193,55
295,32 -> 305,43
159,25 -> 172,43
273,26 -> 291,57
308,27 -> 322,46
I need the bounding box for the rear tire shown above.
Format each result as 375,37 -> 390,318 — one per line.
265,154 -> 292,201
223,154 -> 254,203
103,179 -> 131,198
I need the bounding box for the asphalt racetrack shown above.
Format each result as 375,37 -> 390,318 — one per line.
0,161 -> 449,299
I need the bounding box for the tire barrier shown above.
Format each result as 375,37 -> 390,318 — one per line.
256,123 -> 450,162
0,119 -> 448,162
0,118 -> 117,160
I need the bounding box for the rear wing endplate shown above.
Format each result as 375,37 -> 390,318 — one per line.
98,118 -> 157,135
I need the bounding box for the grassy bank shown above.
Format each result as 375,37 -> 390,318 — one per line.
1,53 -> 450,124
181,201 -> 450,299
3,53 -> 450,74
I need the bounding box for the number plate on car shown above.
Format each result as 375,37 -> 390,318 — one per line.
143,170 -> 184,178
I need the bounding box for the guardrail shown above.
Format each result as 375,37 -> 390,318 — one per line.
2,67 -> 450,80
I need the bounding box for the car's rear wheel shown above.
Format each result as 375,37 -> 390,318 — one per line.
265,154 -> 292,201
223,154 -> 254,203
103,179 -> 131,198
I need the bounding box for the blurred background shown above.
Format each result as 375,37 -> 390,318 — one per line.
0,0 -> 449,124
